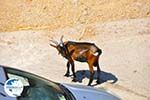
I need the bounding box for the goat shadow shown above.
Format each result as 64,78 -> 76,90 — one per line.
74,70 -> 118,86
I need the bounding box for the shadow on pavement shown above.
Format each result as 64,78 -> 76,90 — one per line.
75,70 -> 118,86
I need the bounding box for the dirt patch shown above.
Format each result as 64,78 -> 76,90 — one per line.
0,18 -> 150,100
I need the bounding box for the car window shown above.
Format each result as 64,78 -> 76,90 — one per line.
4,68 -> 66,100
7,73 -> 30,86
0,67 -> 17,100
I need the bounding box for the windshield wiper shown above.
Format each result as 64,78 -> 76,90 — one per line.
0,92 -> 6,97
0,82 -> 6,97
0,82 -> 4,86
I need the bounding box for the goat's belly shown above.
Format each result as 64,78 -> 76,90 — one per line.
75,56 -> 87,62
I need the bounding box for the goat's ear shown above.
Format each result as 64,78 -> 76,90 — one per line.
49,44 -> 57,48
50,40 -> 58,45
49,39 -> 58,48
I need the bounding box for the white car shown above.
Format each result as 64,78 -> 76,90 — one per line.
0,65 -> 120,100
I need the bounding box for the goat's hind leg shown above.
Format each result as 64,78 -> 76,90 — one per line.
96,61 -> 101,84
87,63 -> 94,86
88,71 -> 94,86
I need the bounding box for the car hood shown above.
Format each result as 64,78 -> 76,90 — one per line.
62,84 -> 120,100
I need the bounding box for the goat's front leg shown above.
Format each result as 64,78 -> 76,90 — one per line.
70,60 -> 77,82
64,61 -> 70,77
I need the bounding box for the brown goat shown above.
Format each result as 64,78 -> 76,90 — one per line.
50,36 -> 102,86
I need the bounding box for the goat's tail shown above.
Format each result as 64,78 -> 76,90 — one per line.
97,48 -> 102,56
93,48 -> 102,67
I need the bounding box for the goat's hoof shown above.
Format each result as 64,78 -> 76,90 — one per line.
64,73 -> 70,77
96,80 -> 101,84
72,78 -> 77,82
87,83 -> 91,86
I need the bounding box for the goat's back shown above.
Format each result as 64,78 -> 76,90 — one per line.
65,41 -> 101,55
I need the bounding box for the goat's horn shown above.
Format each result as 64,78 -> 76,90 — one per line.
60,35 -> 64,43
50,40 -> 58,45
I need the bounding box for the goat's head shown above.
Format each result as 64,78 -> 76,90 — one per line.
50,36 -> 67,55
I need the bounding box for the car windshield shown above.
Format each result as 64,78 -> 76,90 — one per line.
4,67 -> 67,100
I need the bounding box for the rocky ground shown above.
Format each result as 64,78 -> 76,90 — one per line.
0,18 -> 150,100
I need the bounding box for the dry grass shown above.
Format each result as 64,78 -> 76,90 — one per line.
0,0 -> 150,32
